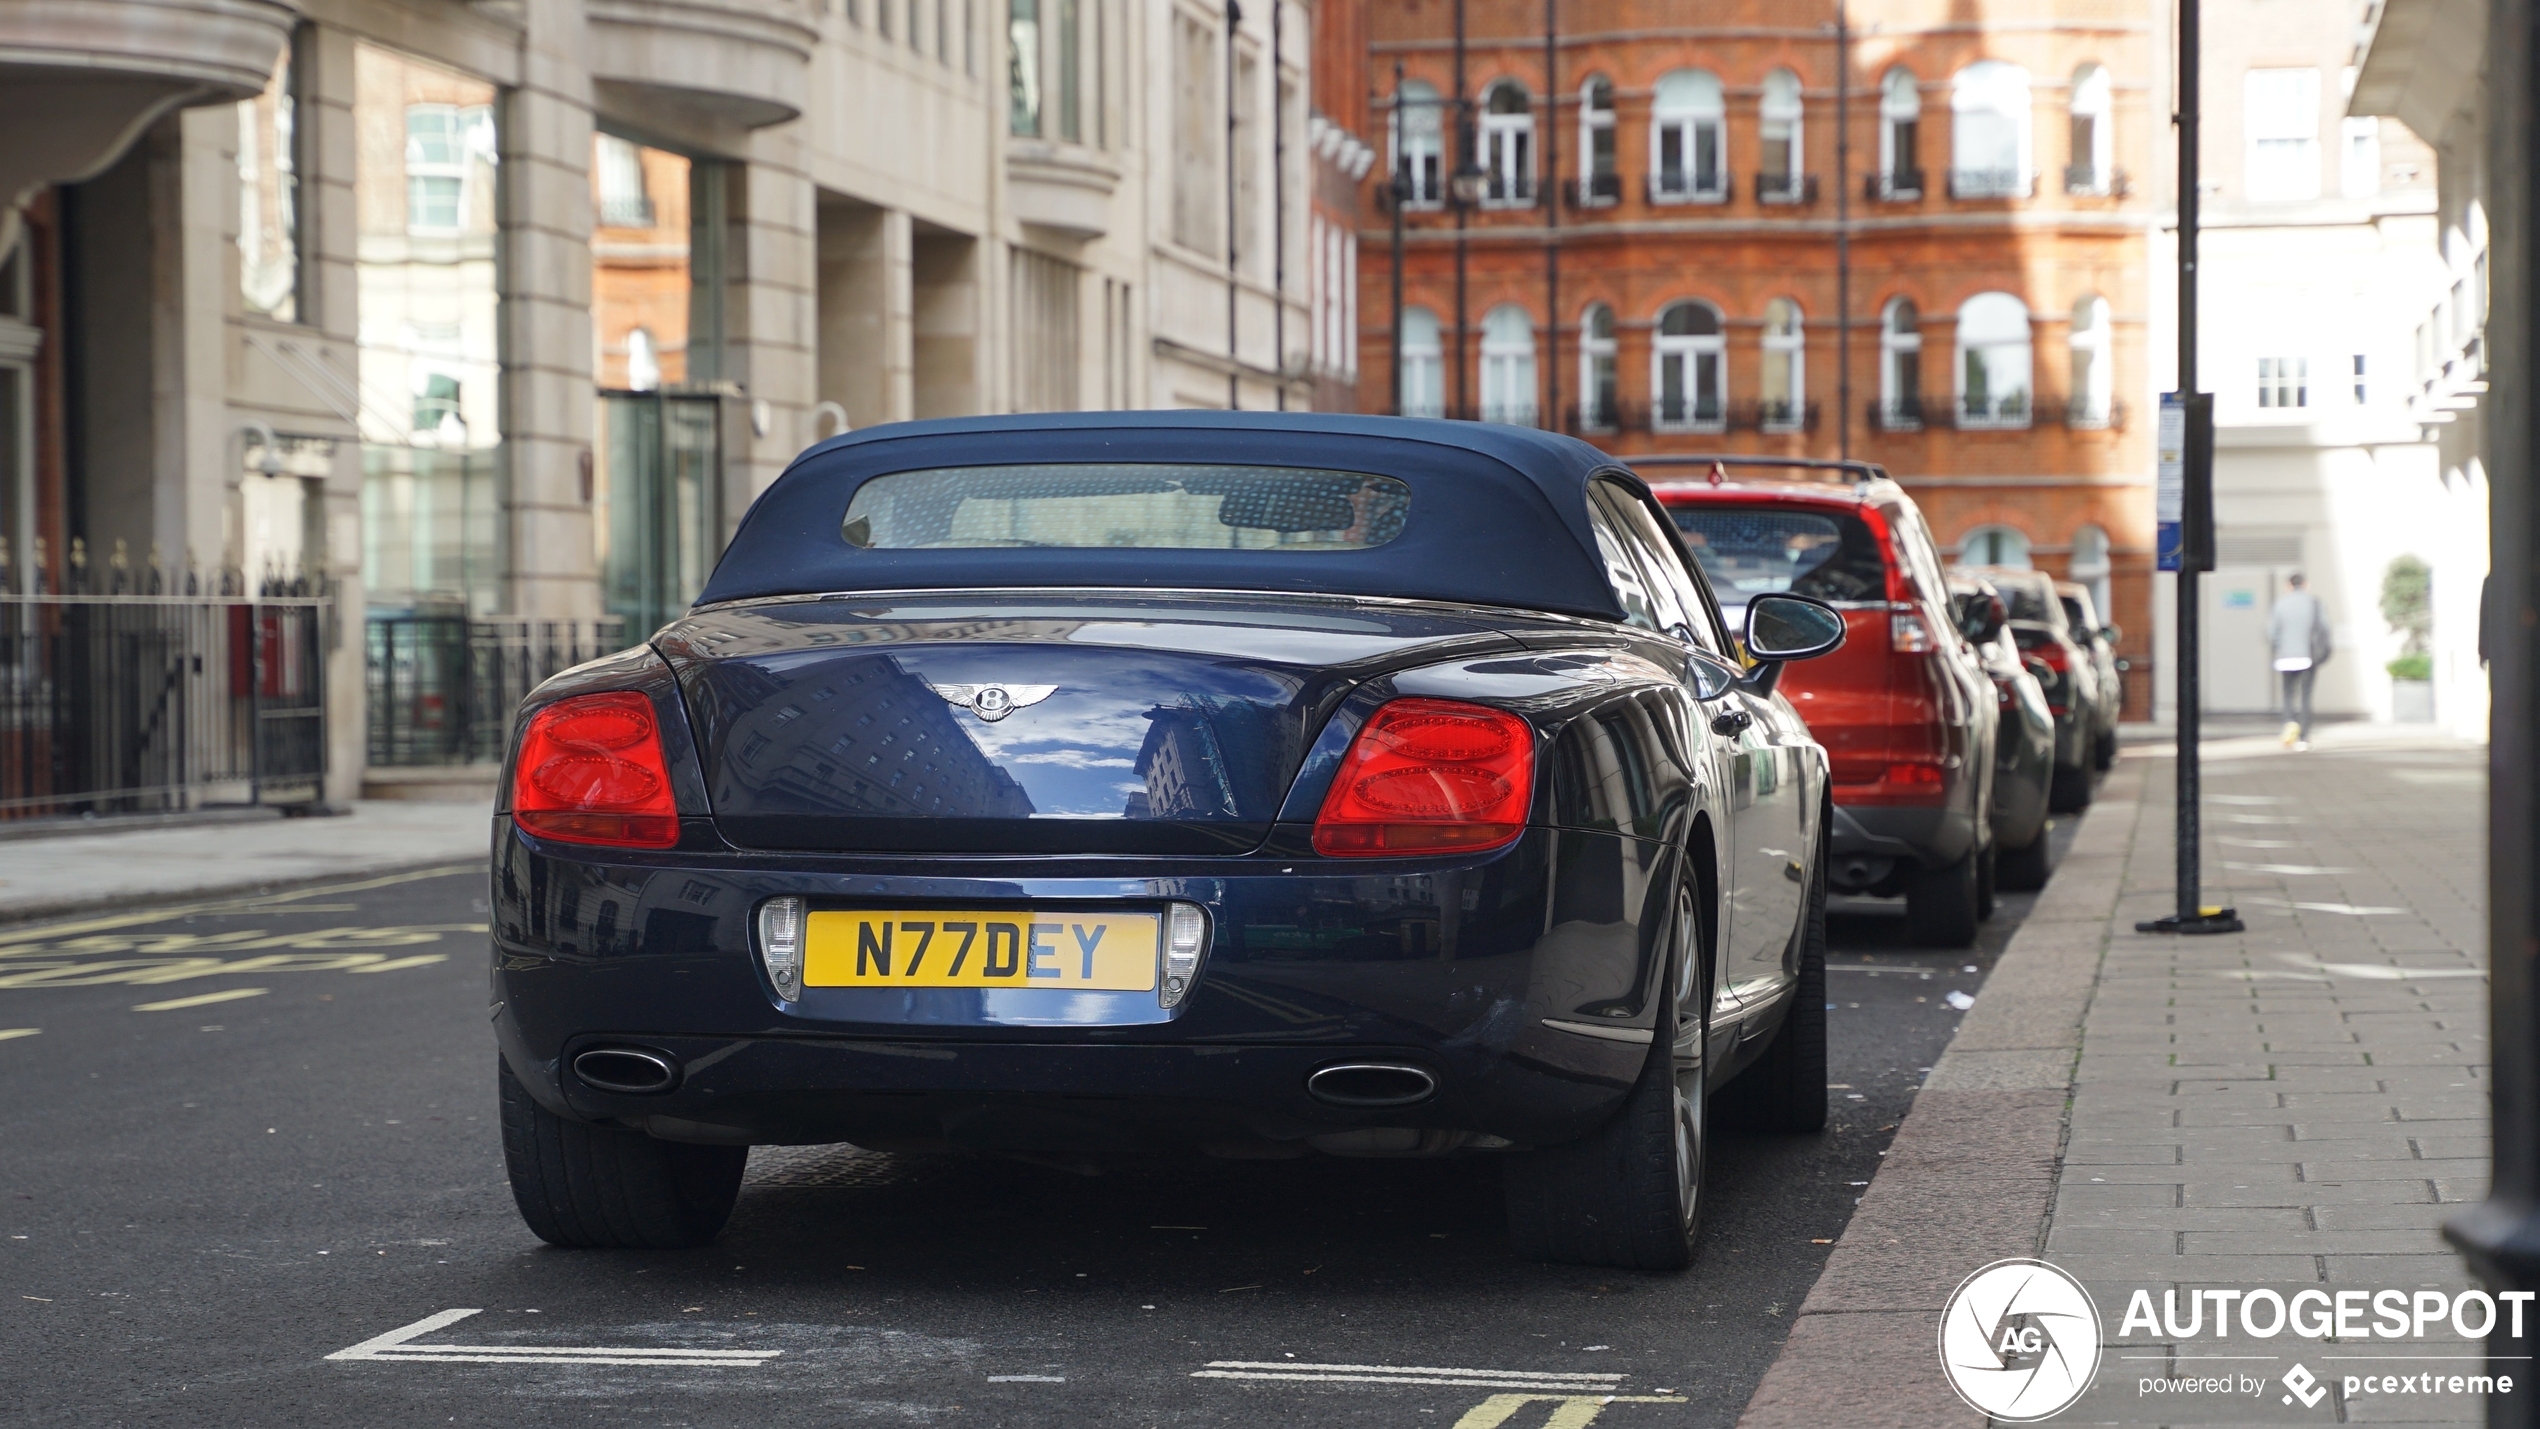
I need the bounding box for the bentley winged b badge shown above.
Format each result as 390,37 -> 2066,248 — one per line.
926,682 -> 1058,721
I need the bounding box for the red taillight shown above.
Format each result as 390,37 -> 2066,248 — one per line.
1890,611 -> 1934,653
511,691 -> 681,848
2030,640 -> 2070,670
1312,698 -> 1535,857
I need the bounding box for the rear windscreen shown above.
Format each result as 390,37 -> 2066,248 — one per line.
840,464 -> 1411,552
1666,506 -> 1887,604
1996,581 -> 2061,625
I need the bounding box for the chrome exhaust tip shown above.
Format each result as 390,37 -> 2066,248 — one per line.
1306,1062 -> 1438,1109
572,1047 -> 680,1095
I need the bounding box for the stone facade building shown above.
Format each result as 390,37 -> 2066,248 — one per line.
0,0 -> 1308,810
1331,0 -> 2159,715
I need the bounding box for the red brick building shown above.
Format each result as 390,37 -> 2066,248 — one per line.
1330,0 -> 2156,714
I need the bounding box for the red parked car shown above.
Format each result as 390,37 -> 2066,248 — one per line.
1649,460 -> 1998,946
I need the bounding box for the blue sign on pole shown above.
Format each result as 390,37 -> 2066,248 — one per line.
2156,394 -> 2185,572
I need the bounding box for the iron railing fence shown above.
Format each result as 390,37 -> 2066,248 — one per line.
0,588 -> 330,819
366,615 -> 629,767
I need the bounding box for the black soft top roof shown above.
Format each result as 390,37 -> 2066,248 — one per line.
696,412 -> 1642,621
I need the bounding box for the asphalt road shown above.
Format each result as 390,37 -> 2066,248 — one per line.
0,816 -> 2079,1428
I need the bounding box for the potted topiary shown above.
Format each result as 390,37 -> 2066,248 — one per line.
2380,556 -> 2434,722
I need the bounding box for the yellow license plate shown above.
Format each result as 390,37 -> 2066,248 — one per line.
803,909 -> 1160,991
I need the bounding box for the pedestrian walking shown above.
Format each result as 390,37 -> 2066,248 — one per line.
2268,572 -> 2333,749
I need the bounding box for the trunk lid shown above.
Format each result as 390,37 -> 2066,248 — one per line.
658,594 -> 1521,855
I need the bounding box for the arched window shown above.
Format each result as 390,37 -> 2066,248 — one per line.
2069,523 -> 2112,623
1393,80 -> 1444,207
1759,69 -> 1805,201
1653,301 -> 1725,429
1879,68 -> 1922,196
626,327 -> 660,392
1579,303 -> 1618,429
2069,294 -> 2112,426
1399,306 -> 1443,417
1653,70 -> 1727,201
1579,77 -> 1618,204
1957,292 -> 2034,427
1960,525 -> 2031,568
1951,61 -> 2033,198
1881,298 -> 1923,425
2067,64 -> 2112,193
1480,80 -> 1536,206
1479,304 -> 1537,425
1761,298 -> 1805,428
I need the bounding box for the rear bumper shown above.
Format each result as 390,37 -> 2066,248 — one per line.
1827,802 -> 1977,873
487,819 -> 1662,1152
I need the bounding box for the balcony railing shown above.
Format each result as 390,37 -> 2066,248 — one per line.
1866,169 -> 1926,201
598,194 -> 657,228
1649,169 -> 1731,204
1650,394 -> 1728,431
1568,172 -> 1623,208
1948,168 -> 2032,200
1565,397 -> 1623,433
1956,392 -> 2034,429
1481,173 -> 1537,207
2062,164 -> 2131,198
1731,398 -> 1820,433
1867,397 -> 1927,432
2055,396 -> 2128,430
1755,172 -> 1820,204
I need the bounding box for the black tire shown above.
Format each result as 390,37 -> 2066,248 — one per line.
2093,726 -> 2118,772
1997,829 -> 2052,892
1719,833 -> 1827,1134
2049,757 -> 2094,813
1906,851 -> 1981,947
1504,881 -> 1708,1271
1976,843 -> 1998,922
500,1059 -> 746,1249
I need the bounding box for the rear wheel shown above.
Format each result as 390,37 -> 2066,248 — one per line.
1976,843 -> 1998,922
1906,851 -> 1981,947
1997,829 -> 2052,891
2050,757 -> 2095,813
1504,882 -> 1707,1271
1720,831 -> 1827,1133
501,1059 -> 747,1249
2093,726 -> 2118,771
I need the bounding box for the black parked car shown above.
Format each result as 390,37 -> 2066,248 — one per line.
1959,566 -> 2098,812
1948,572 -> 2055,891
491,413 -> 1847,1272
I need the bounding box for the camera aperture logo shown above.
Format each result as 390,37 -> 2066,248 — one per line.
1939,1259 -> 2103,1421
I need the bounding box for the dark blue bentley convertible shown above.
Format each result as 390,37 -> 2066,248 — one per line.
491,412 -> 1844,1270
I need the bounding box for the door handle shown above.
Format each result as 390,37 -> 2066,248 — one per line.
1710,708 -> 1753,737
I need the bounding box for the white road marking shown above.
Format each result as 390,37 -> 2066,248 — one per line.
0,1028 -> 38,1041
327,1308 -> 783,1368
2225,862 -> 2352,875
132,987 -> 268,1013
1196,1361 -> 1629,1393
2248,897 -> 2410,916
989,1374 -> 1068,1382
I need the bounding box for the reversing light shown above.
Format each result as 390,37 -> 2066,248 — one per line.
1161,902 -> 1208,1008
510,691 -> 681,848
1312,698 -> 1535,857
758,896 -> 805,1001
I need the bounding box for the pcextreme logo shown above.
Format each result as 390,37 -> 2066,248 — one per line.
1938,1259 -> 2103,1422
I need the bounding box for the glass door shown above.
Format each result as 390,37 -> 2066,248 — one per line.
598,391 -> 722,637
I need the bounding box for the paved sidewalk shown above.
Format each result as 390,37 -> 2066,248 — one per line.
1740,726 -> 2492,1427
0,801 -> 490,923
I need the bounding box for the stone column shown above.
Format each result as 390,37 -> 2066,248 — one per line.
724,149 -> 817,520
501,0 -> 598,619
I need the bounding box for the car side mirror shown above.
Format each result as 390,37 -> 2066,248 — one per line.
1744,593 -> 1846,662
1957,593 -> 2007,644
2102,623 -> 2123,645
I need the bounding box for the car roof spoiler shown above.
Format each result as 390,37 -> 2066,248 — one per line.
1626,454 -> 1894,496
